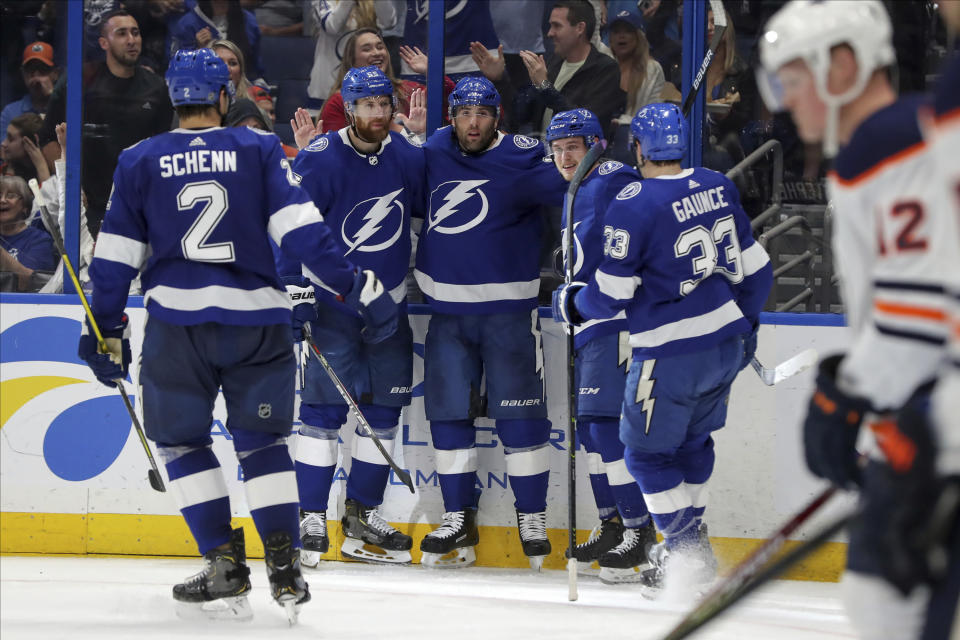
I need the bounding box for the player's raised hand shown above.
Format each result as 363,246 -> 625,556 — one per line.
290,108 -> 322,150
471,42 -> 505,81
519,50 -> 548,88
395,88 -> 426,135
398,45 -> 428,76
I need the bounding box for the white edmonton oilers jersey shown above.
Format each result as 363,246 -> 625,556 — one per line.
561,159 -> 639,348
827,95 -> 953,411
288,128 -> 425,307
930,55 -> 960,475
414,129 -> 566,315
89,126 -> 356,327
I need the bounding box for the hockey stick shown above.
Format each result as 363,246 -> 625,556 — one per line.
750,348 -> 818,386
301,325 -> 415,493
28,179 -> 166,493
562,141 -> 606,601
680,0 -> 728,118
661,495 -> 855,640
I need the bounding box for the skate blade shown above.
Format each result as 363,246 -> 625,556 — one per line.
598,565 -> 647,584
276,595 -> 301,626
528,555 -> 546,572
341,538 -> 412,565
577,560 -> 601,576
420,547 -> 476,569
300,548 -> 321,569
175,596 -> 253,622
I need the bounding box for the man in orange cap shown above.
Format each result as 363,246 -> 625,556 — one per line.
0,42 -> 58,136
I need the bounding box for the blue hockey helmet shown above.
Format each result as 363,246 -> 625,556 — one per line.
166,48 -> 235,107
630,102 -> 687,161
342,65 -> 395,111
546,109 -> 604,147
448,76 -> 501,119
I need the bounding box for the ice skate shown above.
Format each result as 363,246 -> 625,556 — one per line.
340,499 -> 413,564
173,527 -> 253,622
598,520 -> 657,584
420,509 -> 480,568
516,510 -> 551,571
299,510 -> 328,569
566,516 -> 624,574
264,531 -> 311,625
639,524 -> 717,599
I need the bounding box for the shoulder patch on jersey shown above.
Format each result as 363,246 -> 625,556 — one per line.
305,136 -> 329,153
598,160 -> 623,175
616,181 -> 643,200
513,135 -> 539,150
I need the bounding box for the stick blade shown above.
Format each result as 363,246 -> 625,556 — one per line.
772,348 -> 818,385
148,468 -> 167,492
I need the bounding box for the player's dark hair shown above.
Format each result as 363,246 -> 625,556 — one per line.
553,0 -> 596,41
175,103 -> 220,121
99,9 -> 134,36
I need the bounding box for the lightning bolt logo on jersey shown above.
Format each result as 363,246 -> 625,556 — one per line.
414,129 -> 568,314
427,180 -> 489,234
288,128 -> 426,306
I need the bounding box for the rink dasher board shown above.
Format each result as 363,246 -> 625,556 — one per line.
0,295 -> 854,580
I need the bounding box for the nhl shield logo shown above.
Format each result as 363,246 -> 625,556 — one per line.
258,403 -> 272,419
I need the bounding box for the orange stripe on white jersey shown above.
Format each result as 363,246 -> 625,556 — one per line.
828,140 -> 928,188
874,300 -> 948,323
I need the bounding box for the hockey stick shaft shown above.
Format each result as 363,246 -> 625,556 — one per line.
662,500 -> 855,640
562,141 -> 606,601
750,348 -> 818,386
680,0 -> 727,118
28,179 -> 166,493
302,327 -> 415,493
660,486 -> 837,640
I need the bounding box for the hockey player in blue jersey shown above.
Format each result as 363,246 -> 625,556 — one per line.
546,109 -> 657,583
553,103 -> 773,595
284,65 -> 425,567
78,49 -> 397,623
413,76 -> 568,569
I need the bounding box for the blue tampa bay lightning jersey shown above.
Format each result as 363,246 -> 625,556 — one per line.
414,129 -> 566,314
562,159 -> 639,348
89,126 -> 357,327
576,167 -> 773,358
288,128 -> 425,308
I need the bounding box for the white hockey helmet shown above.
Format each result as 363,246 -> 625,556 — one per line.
758,0 -> 895,154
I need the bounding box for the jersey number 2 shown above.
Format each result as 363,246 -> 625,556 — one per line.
178,181 -> 235,262
674,215 -> 744,296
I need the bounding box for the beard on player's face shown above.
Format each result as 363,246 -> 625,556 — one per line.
351,113 -> 391,144
454,117 -> 497,153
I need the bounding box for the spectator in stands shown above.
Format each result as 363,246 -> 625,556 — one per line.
211,38 -> 255,97
319,27 -> 452,133
245,0 -> 305,36
125,0 -> 189,73
398,0 -> 499,81
637,0 -> 681,85
518,0 -> 624,137
248,84 -> 276,124
1,114 -> 50,185
488,0 -> 547,131
609,11 -> 664,124
703,6 -> 755,172
1,42 -> 58,138
170,0 -> 263,78
306,1 -> 397,111
38,9 -> 173,238
227,95 -> 299,159
0,175 -> 55,292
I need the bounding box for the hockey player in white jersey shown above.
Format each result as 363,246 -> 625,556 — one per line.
413,76 -> 568,569
77,49 -> 397,623
760,2 -> 959,637
552,103 -> 772,596
282,65 -> 425,567
546,109 -> 657,583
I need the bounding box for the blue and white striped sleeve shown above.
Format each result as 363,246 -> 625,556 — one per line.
730,192 -> 772,326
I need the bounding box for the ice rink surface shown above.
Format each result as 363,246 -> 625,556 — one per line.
0,555 -> 856,639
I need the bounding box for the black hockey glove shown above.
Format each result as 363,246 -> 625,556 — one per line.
802,354 -> 870,488
740,322 -> 759,371
77,314 -> 131,387
343,269 -> 398,344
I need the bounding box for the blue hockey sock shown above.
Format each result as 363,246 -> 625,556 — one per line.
625,446 -> 697,548
497,418 -> 551,513
590,419 -> 650,528
160,438 -> 231,554
578,420 -> 616,519
678,434 -> 715,525
295,404 -> 346,512
431,420 -> 479,511
233,427 -> 300,548
345,405 -> 400,507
